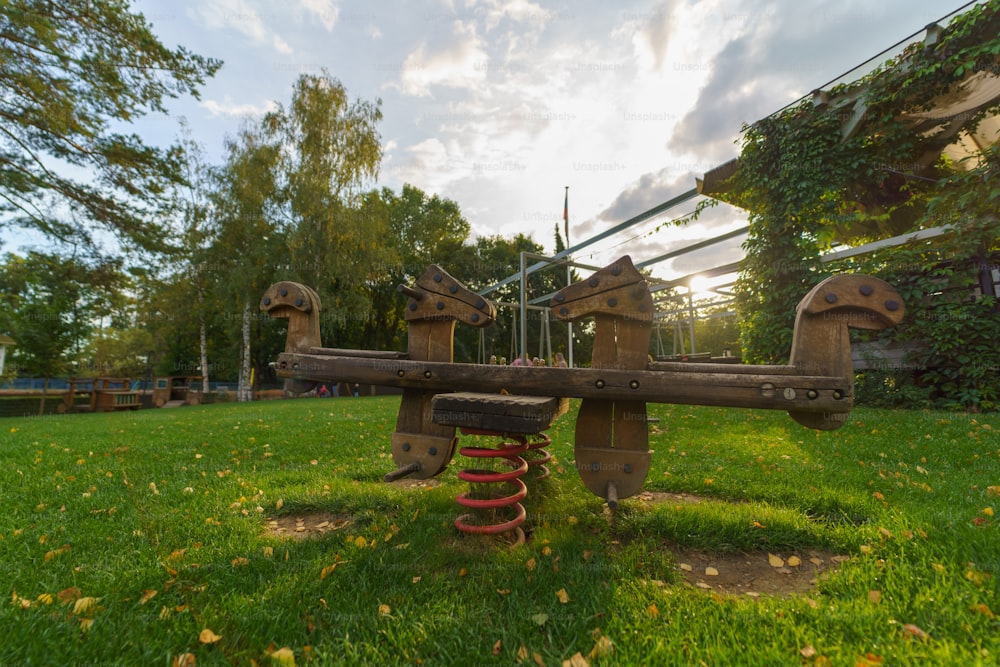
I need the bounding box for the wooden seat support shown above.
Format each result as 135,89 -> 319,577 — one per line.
388,266 -> 495,481
550,256 -> 654,508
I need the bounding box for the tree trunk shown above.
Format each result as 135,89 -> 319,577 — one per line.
38,375 -> 49,416
238,299 -> 252,402
198,281 -> 210,395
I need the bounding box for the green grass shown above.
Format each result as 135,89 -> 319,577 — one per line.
0,397 -> 997,665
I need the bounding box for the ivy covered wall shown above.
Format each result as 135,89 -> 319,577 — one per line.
722,0 -> 1000,411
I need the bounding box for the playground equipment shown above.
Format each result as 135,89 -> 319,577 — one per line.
58,377 -> 141,413
261,257 -> 904,533
152,376 -> 202,407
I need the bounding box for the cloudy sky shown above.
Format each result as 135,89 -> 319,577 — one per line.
131,0 -> 971,283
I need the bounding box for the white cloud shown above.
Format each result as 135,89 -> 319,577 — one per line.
298,0 -> 339,31
479,0 -> 552,31
396,21 -> 489,97
190,0 -> 295,54
201,98 -> 278,121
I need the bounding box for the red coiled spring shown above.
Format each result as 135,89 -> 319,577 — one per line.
454,432 -> 528,541
523,433 -> 552,479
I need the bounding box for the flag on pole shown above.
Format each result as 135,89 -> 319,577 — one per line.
563,186 -> 569,245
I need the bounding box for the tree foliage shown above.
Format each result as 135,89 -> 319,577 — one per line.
725,0 -> 1000,408
0,0 -> 221,255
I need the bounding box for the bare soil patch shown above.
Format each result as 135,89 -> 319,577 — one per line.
632,491 -> 850,598
266,511 -> 354,539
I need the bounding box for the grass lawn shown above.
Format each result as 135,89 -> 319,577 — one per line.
0,396 -> 997,666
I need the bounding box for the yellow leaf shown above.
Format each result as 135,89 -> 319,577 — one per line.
555,588 -> 570,604
533,652 -> 545,667
705,567 -> 719,576
493,639 -> 502,656
320,563 -> 342,580
36,593 -> 54,605
562,652 -> 589,667
199,628 -> 222,644
516,645 -> 530,663
354,536 -> 367,549
269,646 -> 296,666
868,590 -> 882,604
231,557 -> 249,567
139,590 -> 158,605
542,546 -> 552,556
800,645 -> 817,658
73,597 -> 99,615
172,652 -> 196,667
525,557 -> 536,572
588,635 -> 614,659
412,576 -> 421,584
986,486 -> 1000,497
378,603 -> 391,617
767,553 -> 784,568
263,546 -> 274,558
787,555 -> 801,567
982,507 -> 994,517
276,498 -> 284,510
647,603 -> 659,617
79,617 -> 93,633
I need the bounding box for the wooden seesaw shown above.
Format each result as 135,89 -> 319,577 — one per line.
261,256 -> 904,533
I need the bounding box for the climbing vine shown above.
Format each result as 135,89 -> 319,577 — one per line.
723,0 -> 1000,409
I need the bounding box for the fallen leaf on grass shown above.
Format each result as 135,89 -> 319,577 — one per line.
516,645 -> 529,663
45,545 -> 70,561
171,653 -> 196,667
377,603 -> 391,617
493,639 -> 502,656
562,652 -> 589,667
800,645 -> 817,658
868,590 -> 882,604
787,556 -> 801,567
199,628 -> 222,644
73,597 -> 100,615
269,646 -> 296,665
320,563 -> 343,580
768,553 -> 784,568
555,588 -> 570,604
588,635 -> 613,659
231,557 -> 249,567
971,603 -> 994,618
79,617 -> 94,633
525,557 -> 537,572
901,623 -> 928,640
647,603 -> 659,617
139,590 -> 158,604
679,563 -> 693,572
531,613 -> 548,627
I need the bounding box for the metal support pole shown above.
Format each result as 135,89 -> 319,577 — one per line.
687,287 -> 697,355
519,252 -> 528,364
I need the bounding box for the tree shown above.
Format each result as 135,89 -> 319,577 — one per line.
0,251 -> 110,413
263,71 -> 385,346
357,184 -> 472,351
208,124 -> 284,401
0,0 -> 221,255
